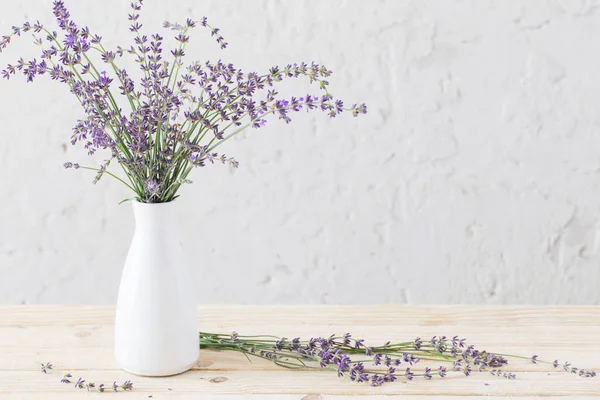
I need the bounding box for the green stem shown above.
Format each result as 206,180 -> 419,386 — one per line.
77,166 -> 135,192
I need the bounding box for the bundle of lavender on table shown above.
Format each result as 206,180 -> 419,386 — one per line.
199,331 -> 596,386
41,331 -> 595,392
1,0 -> 367,203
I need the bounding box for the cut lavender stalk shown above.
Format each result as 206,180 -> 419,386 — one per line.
42,363 -> 134,393
40,362 -> 53,374
1,0 -> 367,204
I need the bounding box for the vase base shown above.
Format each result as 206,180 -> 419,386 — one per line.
120,360 -> 198,377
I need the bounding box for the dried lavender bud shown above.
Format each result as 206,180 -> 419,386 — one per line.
60,373 -> 72,384
40,362 -> 53,374
121,380 -> 134,391
424,367 -> 433,380
373,353 -> 382,366
74,377 -> 85,389
531,355 -> 538,364
463,364 -> 472,377
413,337 -> 422,350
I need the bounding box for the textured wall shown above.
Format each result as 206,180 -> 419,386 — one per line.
1,0 -> 599,304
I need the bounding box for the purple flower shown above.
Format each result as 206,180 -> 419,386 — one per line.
63,33 -> 74,48
60,373 -> 72,384
101,51 -> 115,63
463,364 -> 472,376
40,362 -> 52,374
74,377 -> 85,389
372,353 -> 382,366
144,179 -> 160,200
424,367 -> 432,380
99,71 -> 111,86
438,366 -> 447,377
351,103 -> 367,117
130,22 -> 142,32
413,337 -> 422,350
252,118 -> 267,128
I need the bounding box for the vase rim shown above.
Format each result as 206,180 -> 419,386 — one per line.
132,199 -> 177,207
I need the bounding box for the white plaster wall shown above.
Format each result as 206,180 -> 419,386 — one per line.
0,0 -> 599,304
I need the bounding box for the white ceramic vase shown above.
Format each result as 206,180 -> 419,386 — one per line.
115,200 -> 199,376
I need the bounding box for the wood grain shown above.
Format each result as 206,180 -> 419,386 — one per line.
0,305 -> 598,398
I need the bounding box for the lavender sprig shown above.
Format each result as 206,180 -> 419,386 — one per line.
41,363 -> 134,393
1,0 -> 367,204
40,362 -> 53,374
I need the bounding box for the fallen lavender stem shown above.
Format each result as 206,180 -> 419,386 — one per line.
40,362 -> 133,392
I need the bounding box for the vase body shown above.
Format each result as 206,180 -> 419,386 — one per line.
115,201 -> 198,376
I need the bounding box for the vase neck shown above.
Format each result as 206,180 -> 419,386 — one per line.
132,201 -> 177,232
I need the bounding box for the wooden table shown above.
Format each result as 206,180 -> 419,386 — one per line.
1,305 -> 599,398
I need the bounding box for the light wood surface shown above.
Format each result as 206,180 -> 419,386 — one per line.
0,305 -> 598,398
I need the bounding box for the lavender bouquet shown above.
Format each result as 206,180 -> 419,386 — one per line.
41,332 -> 595,392
199,332 -> 596,385
1,0 -> 366,203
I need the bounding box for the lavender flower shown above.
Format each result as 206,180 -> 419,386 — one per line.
40,362 -> 53,374
144,179 -> 160,201
531,355 -> 538,364
413,337 -> 422,350
1,0 -> 367,203
60,373 -> 72,384
422,367 -> 432,380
